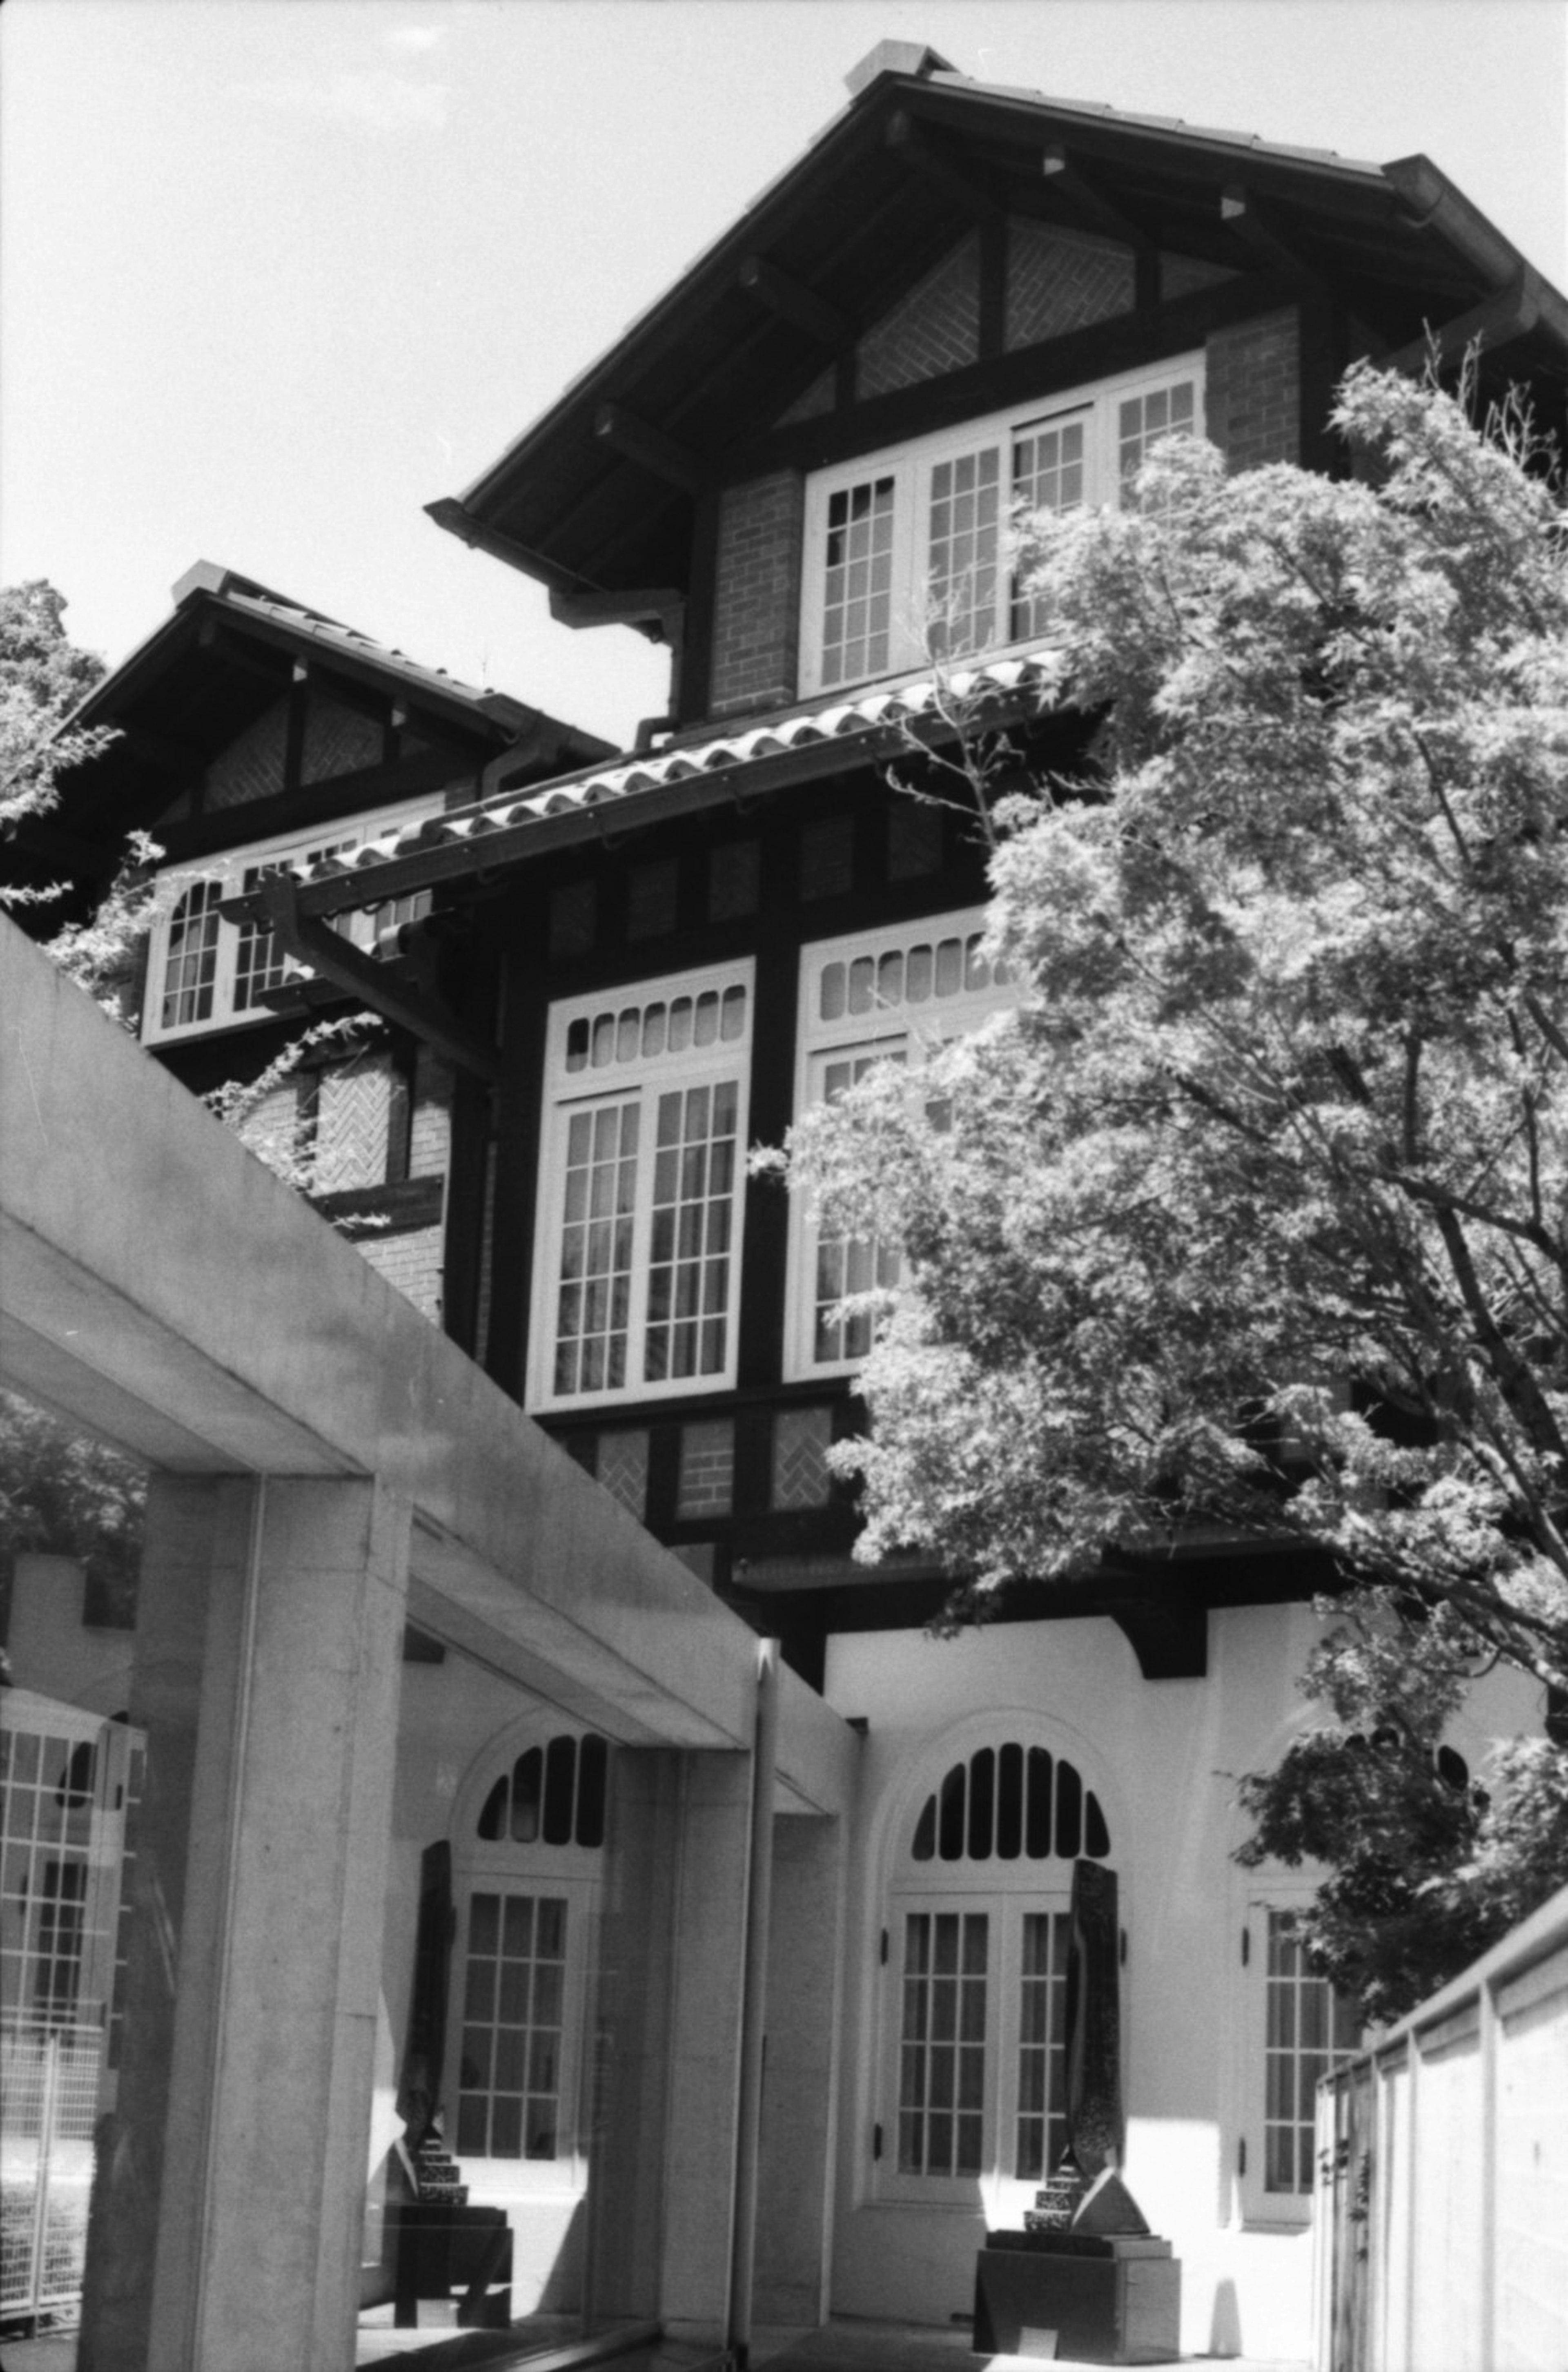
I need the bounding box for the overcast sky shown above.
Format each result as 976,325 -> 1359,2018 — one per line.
2,0 -> 1564,749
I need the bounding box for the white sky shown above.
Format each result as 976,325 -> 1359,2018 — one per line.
2,0 -> 1565,749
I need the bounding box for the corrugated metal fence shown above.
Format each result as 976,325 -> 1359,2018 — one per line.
1314,1881 -> 1568,2372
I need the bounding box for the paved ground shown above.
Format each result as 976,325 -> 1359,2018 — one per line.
1,2314 -> 1311,2372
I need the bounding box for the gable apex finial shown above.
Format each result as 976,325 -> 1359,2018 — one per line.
844,40 -> 956,100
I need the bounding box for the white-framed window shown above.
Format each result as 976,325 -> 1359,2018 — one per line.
528,959 -> 755,1411
1240,1897 -> 1360,2224
140,796 -> 439,1044
448,1727 -> 609,2187
799,354 -> 1205,696
880,1732 -> 1115,2214
786,910 -> 1014,1380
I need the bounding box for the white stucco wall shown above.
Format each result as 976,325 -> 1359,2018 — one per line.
820,1603 -> 1543,2361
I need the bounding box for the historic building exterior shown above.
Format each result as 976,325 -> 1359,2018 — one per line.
8,40 -> 1568,2366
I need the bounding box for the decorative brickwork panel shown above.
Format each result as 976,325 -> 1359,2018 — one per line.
598,1429 -> 650,1520
550,880 -> 597,958
301,694 -> 384,785
627,857 -> 679,941
777,365 -> 835,427
710,471 -> 806,718
205,698 -> 290,810
315,1056 -> 394,1193
409,1050 -> 452,1177
1207,308 -> 1300,473
1161,250 -> 1238,303
357,1223 -> 443,1322
1005,222 -> 1134,352
857,235 -> 981,401
888,802 -> 943,881
772,1405 -> 833,1509
678,1420 -> 734,1518
238,1081 -> 307,1177
801,814 -> 854,903
708,839 -> 761,922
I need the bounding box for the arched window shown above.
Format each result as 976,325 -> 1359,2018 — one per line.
882,1728 -> 1118,2209
160,880 -> 223,1029
448,1727 -> 609,2180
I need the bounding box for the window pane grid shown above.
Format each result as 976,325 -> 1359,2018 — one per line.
645,1080 -> 739,1382
554,1100 -> 639,1396
898,1911 -> 988,2177
1015,1911 -> 1071,2180
1263,1910 -> 1357,2193
1118,381 -> 1196,494
1011,417 -> 1087,638
822,477 -> 896,687
456,1891 -> 567,2161
928,447 -> 1000,659
813,1050 -> 903,1363
160,881 -> 223,1028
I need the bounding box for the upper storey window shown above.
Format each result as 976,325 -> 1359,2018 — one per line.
529,960 -> 755,1412
799,356 -> 1203,697
141,798 -> 438,1045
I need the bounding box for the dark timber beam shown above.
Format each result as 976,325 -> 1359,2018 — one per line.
737,254 -> 854,351
593,403 -> 704,495
548,585 -> 684,644
119,722 -> 208,778
1041,145 -> 1150,257
1221,184 -> 1321,283
237,874 -> 501,1082
885,111 -> 1001,222
1382,269 -> 1542,376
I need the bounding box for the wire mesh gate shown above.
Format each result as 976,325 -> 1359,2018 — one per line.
0,2018 -> 102,2320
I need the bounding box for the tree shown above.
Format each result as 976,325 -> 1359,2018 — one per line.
782,363 -> 1568,2016
0,579 -> 110,884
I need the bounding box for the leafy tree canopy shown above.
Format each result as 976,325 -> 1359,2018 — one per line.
0,579 -> 109,856
783,365 -> 1568,2015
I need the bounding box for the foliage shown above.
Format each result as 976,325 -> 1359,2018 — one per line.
0,580 -> 112,904
1236,1593 -> 1568,2019
782,364 -> 1568,2011
203,1012 -> 391,1205
0,1391 -> 146,1650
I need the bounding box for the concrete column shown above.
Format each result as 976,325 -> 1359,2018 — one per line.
582,1746 -> 754,2347
755,1813 -> 845,2328
80,1474 -> 410,2372
80,1476 -> 240,2372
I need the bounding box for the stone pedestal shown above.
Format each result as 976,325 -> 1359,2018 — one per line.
974,2233 -> 1181,2367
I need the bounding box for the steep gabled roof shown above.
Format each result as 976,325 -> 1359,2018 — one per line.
13,562 -> 612,904
427,44 -> 1568,611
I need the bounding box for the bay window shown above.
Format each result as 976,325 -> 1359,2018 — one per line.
799,354 -> 1204,695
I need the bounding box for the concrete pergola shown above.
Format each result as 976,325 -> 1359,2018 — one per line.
1,916 -> 856,2370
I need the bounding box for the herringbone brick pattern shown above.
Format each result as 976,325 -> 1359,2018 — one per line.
773,1406 -> 833,1509
856,236 -> 981,399
1005,222 -> 1133,351
598,1429 -> 650,1520
301,695 -> 383,785
315,1057 -> 393,1192
206,698 -> 289,809
1161,248 -> 1238,302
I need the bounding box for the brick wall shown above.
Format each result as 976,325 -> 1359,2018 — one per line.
856,234 -> 981,400
410,1049 -> 452,1175
1206,308 -> 1300,471
1006,222 -> 1133,350
357,1222 -> 444,1323
710,470 -> 805,718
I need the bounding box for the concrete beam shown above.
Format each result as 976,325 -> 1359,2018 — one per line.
0,918 -> 854,1812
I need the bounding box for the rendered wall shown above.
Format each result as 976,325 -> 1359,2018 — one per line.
821,1603 -> 1539,2363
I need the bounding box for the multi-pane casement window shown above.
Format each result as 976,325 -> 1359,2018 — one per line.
530,961 -> 755,1411
882,1733 -> 1114,2209
450,1729 -> 608,2180
787,911 -> 1013,1380
141,796 -> 438,1044
799,354 -> 1203,695
1241,1902 -> 1359,2222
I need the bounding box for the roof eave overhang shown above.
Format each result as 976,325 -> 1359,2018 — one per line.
283,670 -> 1059,921
425,71 -> 1568,595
